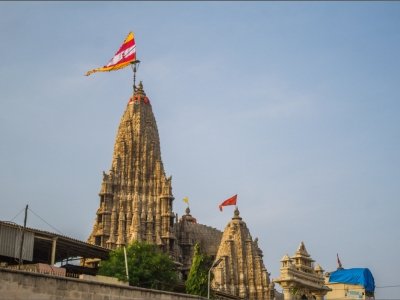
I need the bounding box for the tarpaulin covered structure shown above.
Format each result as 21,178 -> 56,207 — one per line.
329,268 -> 375,292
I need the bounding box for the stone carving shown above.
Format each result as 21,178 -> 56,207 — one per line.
88,82 -> 176,256
212,208 -> 271,300
175,206 -> 223,279
88,83 -> 272,299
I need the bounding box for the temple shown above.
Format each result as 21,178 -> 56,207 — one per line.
88,82 -> 274,299
175,206 -> 222,279
212,208 -> 272,299
88,82 -> 176,255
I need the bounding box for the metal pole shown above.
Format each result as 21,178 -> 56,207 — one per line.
208,268 -> 211,299
131,60 -> 140,93
123,246 -> 129,282
208,258 -> 223,299
18,204 -> 28,270
133,64 -> 137,92
51,237 -> 58,265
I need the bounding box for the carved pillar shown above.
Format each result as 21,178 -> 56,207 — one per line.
282,286 -> 293,300
106,205 -> 117,248
227,239 -> 236,295
146,198 -> 154,243
130,193 -> 141,242
155,195 -> 162,245
246,237 -> 256,299
116,205 -> 126,246
126,197 -> 132,234
140,195 -> 147,240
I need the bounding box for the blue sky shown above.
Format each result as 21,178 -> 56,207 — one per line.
1,2 -> 399,298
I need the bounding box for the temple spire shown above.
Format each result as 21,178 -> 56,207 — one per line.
88,82 -> 175,252
212,210 -> 270,299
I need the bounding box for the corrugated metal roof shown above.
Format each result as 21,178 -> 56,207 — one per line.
0,223 -> 34,260
0,220 -> 109,263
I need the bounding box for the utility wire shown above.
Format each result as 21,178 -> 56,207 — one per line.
9,207 -> 26,222
8,208 -> 400,293
28,207 -> 64,235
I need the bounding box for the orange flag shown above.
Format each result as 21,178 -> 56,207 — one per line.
219,194 -> 237,211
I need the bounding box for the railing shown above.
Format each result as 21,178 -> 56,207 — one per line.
3,263 -> 75,278
5,264 -> 83,279
66,272 -> 80,278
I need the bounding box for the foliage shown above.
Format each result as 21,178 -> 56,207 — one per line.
98,241 -> 179,291
185,243 -> 213,297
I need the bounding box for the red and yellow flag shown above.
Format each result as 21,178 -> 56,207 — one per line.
219,194 -> 237,211
85,32 -> 136,76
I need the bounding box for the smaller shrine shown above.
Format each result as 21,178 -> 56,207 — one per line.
212,208 -> 272,300
274,242 -> 330,300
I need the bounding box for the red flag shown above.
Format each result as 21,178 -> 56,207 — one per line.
219,194 -> 237,211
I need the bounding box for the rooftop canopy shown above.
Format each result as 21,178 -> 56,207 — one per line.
0,220 -> 110,265
329,268 -> 375,292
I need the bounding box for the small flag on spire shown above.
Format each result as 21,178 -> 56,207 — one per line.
183,197 -> 189,205
219,194 -> 237,211
85,32 -> 137,76
337,253 -> 343,269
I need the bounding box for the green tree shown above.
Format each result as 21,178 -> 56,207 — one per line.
98,241 -> 179,291
185,243 -> 213,297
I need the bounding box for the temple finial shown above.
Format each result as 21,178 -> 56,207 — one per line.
234,207 -> 240,217
233,207 -> 242,220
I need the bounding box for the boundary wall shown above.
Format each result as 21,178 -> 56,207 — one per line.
0,268 -> 205,300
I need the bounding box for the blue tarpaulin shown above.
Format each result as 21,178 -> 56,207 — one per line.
329,268 -> 375,292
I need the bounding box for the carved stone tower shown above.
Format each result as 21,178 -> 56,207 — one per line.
212,208 -> 271,300
88,82 -> 176,255
86,80 -> 274,299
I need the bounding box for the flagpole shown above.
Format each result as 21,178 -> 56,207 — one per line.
131,60 -> 141,93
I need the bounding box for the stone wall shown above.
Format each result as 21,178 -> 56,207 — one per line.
0,268 -> 205,300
